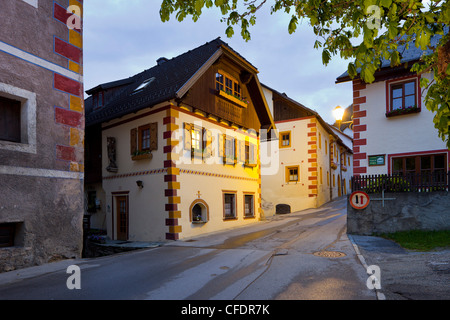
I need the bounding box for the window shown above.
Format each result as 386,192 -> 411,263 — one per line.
327,171 -> 330,186
93,91 -> 104,109
139,125 -> 151,151
244,140 -> 257,166
130,122 -> 158,158
279,131 -> 291,148
191,126 -> 202,155
133,77 -> 155,93
216,73 -> 224,91
390,80 -> 416,111
216,71 -> 241,97
0,83 -> 37,154
225,136 -> 236,164
223,192 -> 237,220
0,96 -> 21,143
0,223 -> 16,248
392,154 -> 447,177
184,123 -> 213,159
320,167 -> 323,185
244,194 -> 255,218
319,132 -> 322,149
234,82 -> 241,99
286,166 -> 299,182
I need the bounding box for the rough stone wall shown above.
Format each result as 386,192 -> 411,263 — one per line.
347,192 -> 450,235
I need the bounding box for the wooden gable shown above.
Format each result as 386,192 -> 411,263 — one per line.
180,54 -> 269,132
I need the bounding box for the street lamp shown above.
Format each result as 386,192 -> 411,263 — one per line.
332,106 -> 345,131
332,105 -> 353,131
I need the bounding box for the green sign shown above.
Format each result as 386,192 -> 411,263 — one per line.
369,155 -> 385,166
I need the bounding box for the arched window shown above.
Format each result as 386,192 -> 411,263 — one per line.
189,199 -> 209,223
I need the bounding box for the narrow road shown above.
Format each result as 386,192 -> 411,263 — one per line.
0,197 -> 376,300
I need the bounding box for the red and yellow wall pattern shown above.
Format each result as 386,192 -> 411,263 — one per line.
53,0 -> 84,173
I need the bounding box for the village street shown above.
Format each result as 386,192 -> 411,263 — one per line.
0,197 -> 377,301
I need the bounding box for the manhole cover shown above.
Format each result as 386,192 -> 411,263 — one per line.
313,251 -> 346,258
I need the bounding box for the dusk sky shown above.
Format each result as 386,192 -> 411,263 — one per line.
83,1 -> 354,124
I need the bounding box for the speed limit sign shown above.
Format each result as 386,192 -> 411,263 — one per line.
350,191 -> 370,209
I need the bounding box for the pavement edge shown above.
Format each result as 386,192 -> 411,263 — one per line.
348,234 -> 386,300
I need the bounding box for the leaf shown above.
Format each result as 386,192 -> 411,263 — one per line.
225,26 -> 234,37
195,0 -> 204,14
322,49 -> 331,65
380,0 -> 392,8
348,62 -> 357,78
388,23 -> 398,39
416,31 -> 430,50
288,16 -> 298,34
420,77 -> 429,88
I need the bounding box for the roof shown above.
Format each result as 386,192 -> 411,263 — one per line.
336,32 -> 444,83
85,38 -> 259,126
261,84 -> 352,152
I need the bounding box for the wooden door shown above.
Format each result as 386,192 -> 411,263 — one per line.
116,196 -> 128,241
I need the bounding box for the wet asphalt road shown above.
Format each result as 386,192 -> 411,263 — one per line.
0,197 -> 378,300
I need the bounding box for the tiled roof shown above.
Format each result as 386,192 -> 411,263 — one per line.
86,38 -> 246,126
336,32 -> 444,83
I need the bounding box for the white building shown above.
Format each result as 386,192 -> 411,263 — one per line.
336,36 -> 449,178
261,86 -> 352,215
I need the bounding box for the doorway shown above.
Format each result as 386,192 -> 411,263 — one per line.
116,196 -> 128,241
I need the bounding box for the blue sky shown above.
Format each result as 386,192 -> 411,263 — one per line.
83,0 -> 354,124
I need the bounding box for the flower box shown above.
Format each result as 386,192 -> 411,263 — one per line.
218,89 -> 248,108
132,152 -> 152,161
385,105 -> 420,118
331,161 -> 338,170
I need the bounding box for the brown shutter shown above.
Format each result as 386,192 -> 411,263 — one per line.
150,122 -> 158,151
218,133 -> 224,160
250,143 -> 257,165
184,123 -> 192,151
239,139 -> 245,162
204,129 -> 212,157
130,128 -> 137,155
236,139 -> 241,162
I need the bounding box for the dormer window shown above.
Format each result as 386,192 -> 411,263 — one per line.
133,77 -> 155,94
93,91 -> 104,109
215,70 -> 247,108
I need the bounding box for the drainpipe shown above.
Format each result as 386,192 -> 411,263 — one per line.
329,138 -> 333,201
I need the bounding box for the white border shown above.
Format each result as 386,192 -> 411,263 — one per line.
21,0 -> 38,9
0,41 -> 83,82
0,82 -> 37,154
0,165 -> 84,180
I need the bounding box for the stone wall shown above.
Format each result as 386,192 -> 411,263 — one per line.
0,0 -> 84,273
347,191 -> 450,235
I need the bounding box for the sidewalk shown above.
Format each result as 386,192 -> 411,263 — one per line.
349,234 -> 450,300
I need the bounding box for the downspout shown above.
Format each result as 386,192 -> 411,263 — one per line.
329,138 -> 333,201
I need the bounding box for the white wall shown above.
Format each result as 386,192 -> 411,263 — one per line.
361,73 -> 447,175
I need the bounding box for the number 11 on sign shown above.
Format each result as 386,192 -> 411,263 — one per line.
350,191 -> 370,209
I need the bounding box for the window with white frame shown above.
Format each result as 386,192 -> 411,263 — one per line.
0,82 -> 36,154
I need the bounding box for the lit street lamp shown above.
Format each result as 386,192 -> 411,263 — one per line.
332,105 -> 352,131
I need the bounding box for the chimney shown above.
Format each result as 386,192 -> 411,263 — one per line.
157,57 -> 168,65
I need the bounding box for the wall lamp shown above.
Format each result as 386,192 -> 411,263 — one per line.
136,180 -> 144,189
332,105 -> 353,132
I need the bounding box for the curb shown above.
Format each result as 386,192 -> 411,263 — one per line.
348,234 -> 386,300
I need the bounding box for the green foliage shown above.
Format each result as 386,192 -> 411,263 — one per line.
379,230 -> 450,251
159,0 -> 450,147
